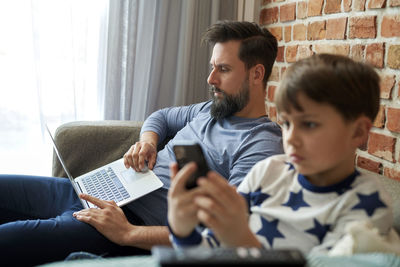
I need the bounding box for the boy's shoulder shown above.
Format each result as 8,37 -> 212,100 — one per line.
247,154 -> 292,183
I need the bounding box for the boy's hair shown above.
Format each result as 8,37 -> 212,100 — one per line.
202,20 -> 277,86
275,53 -> 380,122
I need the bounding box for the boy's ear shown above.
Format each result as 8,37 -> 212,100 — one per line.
352,116 -> 372,148
251,64 -> 265,85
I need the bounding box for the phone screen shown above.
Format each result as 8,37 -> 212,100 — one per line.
173,143 -> 209,189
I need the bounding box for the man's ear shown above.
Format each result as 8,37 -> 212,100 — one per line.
251,64 -> 265,85
352,116 -> 372,148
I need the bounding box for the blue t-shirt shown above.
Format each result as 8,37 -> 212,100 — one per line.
141,101 -> 284,189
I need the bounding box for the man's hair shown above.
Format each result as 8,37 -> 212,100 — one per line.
202,20 -> 278,86
275,53 -> 380,122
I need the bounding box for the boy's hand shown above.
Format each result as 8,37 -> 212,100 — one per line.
167,162 -> 202,238
195,173 -> 261,247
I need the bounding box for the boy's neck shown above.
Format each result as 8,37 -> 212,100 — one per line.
304,155 -> 357,187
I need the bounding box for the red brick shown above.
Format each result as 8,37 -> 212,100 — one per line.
314,44 -> 350,56
357,156 -> 382,174
267,85 -> 277,101
353,0 -> 366,10
308,0 -> 324,17
326,17 -> 347,40
365,43 -> 385,68
269,27 -> 283,41
368,0 -> 386,8
297,1 -> 308,19
268,105 -> 277,122
325,0 -> 342,14
344,0 -> 353,11
373,105 -> 385,128
382,15 -> 400,37
308,21 -> 326,40
349,16 -> 377,39
286,45 -> 298,63
277,46 -> 285,62
281,67 -> 287,78
387,108 -> 400,133
367,132 -> 396,162
388,45 -> 400,69
380,74 -> 395,99
269,67 -> 280,82
260,7 -> 279,25
384,167 -> 400,180
351,44 -> 365,61
280,3 -> 296,22
293,24 -> 307,41
391,0 -> 400,6
284,26 -> 292,42
298,45 -> 314,60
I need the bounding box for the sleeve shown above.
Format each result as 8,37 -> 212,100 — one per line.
228,125 -> 283,187
140,101 -> 210,144
310,184 -> 393,255
169,227 -> 222,249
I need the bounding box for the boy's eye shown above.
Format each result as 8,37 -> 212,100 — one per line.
302,121 -> 318,129
281,120 -> 290,129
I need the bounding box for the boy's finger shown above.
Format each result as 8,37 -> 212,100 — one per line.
170,162 -> 197,193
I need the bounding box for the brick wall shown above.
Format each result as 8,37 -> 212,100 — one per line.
259,0 -> 400,180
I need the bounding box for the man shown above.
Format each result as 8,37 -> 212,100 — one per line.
0,21 -> 282,266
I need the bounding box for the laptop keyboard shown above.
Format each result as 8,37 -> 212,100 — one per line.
82,167 -> 130,202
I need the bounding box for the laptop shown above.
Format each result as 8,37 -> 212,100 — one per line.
46,125 -> 163,209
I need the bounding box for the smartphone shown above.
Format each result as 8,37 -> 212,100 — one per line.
173,142 -> 210,189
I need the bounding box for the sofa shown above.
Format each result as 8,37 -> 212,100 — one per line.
46,120 -> 400,267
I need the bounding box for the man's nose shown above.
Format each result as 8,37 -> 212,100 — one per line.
207,69 -> 218,86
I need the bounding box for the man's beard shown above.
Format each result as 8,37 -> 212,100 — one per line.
209,79 -> 250,120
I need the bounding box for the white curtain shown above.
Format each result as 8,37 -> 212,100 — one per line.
0,0 -> 108,175
102,0 -> 238,121
31,0 -> 109,130
0,0 -> 237,175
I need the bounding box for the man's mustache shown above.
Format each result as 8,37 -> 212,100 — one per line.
209,86 -> 225,95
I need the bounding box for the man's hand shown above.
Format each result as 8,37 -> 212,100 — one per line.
124,141 -> 157,172
73,194 -> 134,246
195,173 -> 261,247
168,162 -> 202,238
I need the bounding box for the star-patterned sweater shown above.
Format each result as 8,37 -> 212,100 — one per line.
170,154 -> 393,255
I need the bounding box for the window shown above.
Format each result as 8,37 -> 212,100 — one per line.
0,0 -> 108,175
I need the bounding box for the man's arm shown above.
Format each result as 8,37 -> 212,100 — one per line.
74,194 -> 172,250
124,131 -> 159,172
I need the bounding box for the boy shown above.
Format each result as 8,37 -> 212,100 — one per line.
167,54 -> 393,255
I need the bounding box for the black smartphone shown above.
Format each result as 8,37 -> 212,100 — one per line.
173,142 -> 210,189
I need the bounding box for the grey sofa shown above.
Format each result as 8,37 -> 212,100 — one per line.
52,120 -> 143,178
52,120 -> 400,234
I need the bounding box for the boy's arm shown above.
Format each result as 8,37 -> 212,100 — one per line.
310,185 -> 393,254
169,167 -> 261,249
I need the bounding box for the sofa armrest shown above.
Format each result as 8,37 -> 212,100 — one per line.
52,120 -> 143,178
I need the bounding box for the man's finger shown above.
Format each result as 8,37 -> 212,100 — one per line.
79,193 -> 108,209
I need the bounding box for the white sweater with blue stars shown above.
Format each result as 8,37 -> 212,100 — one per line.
170,154 -> 393,255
